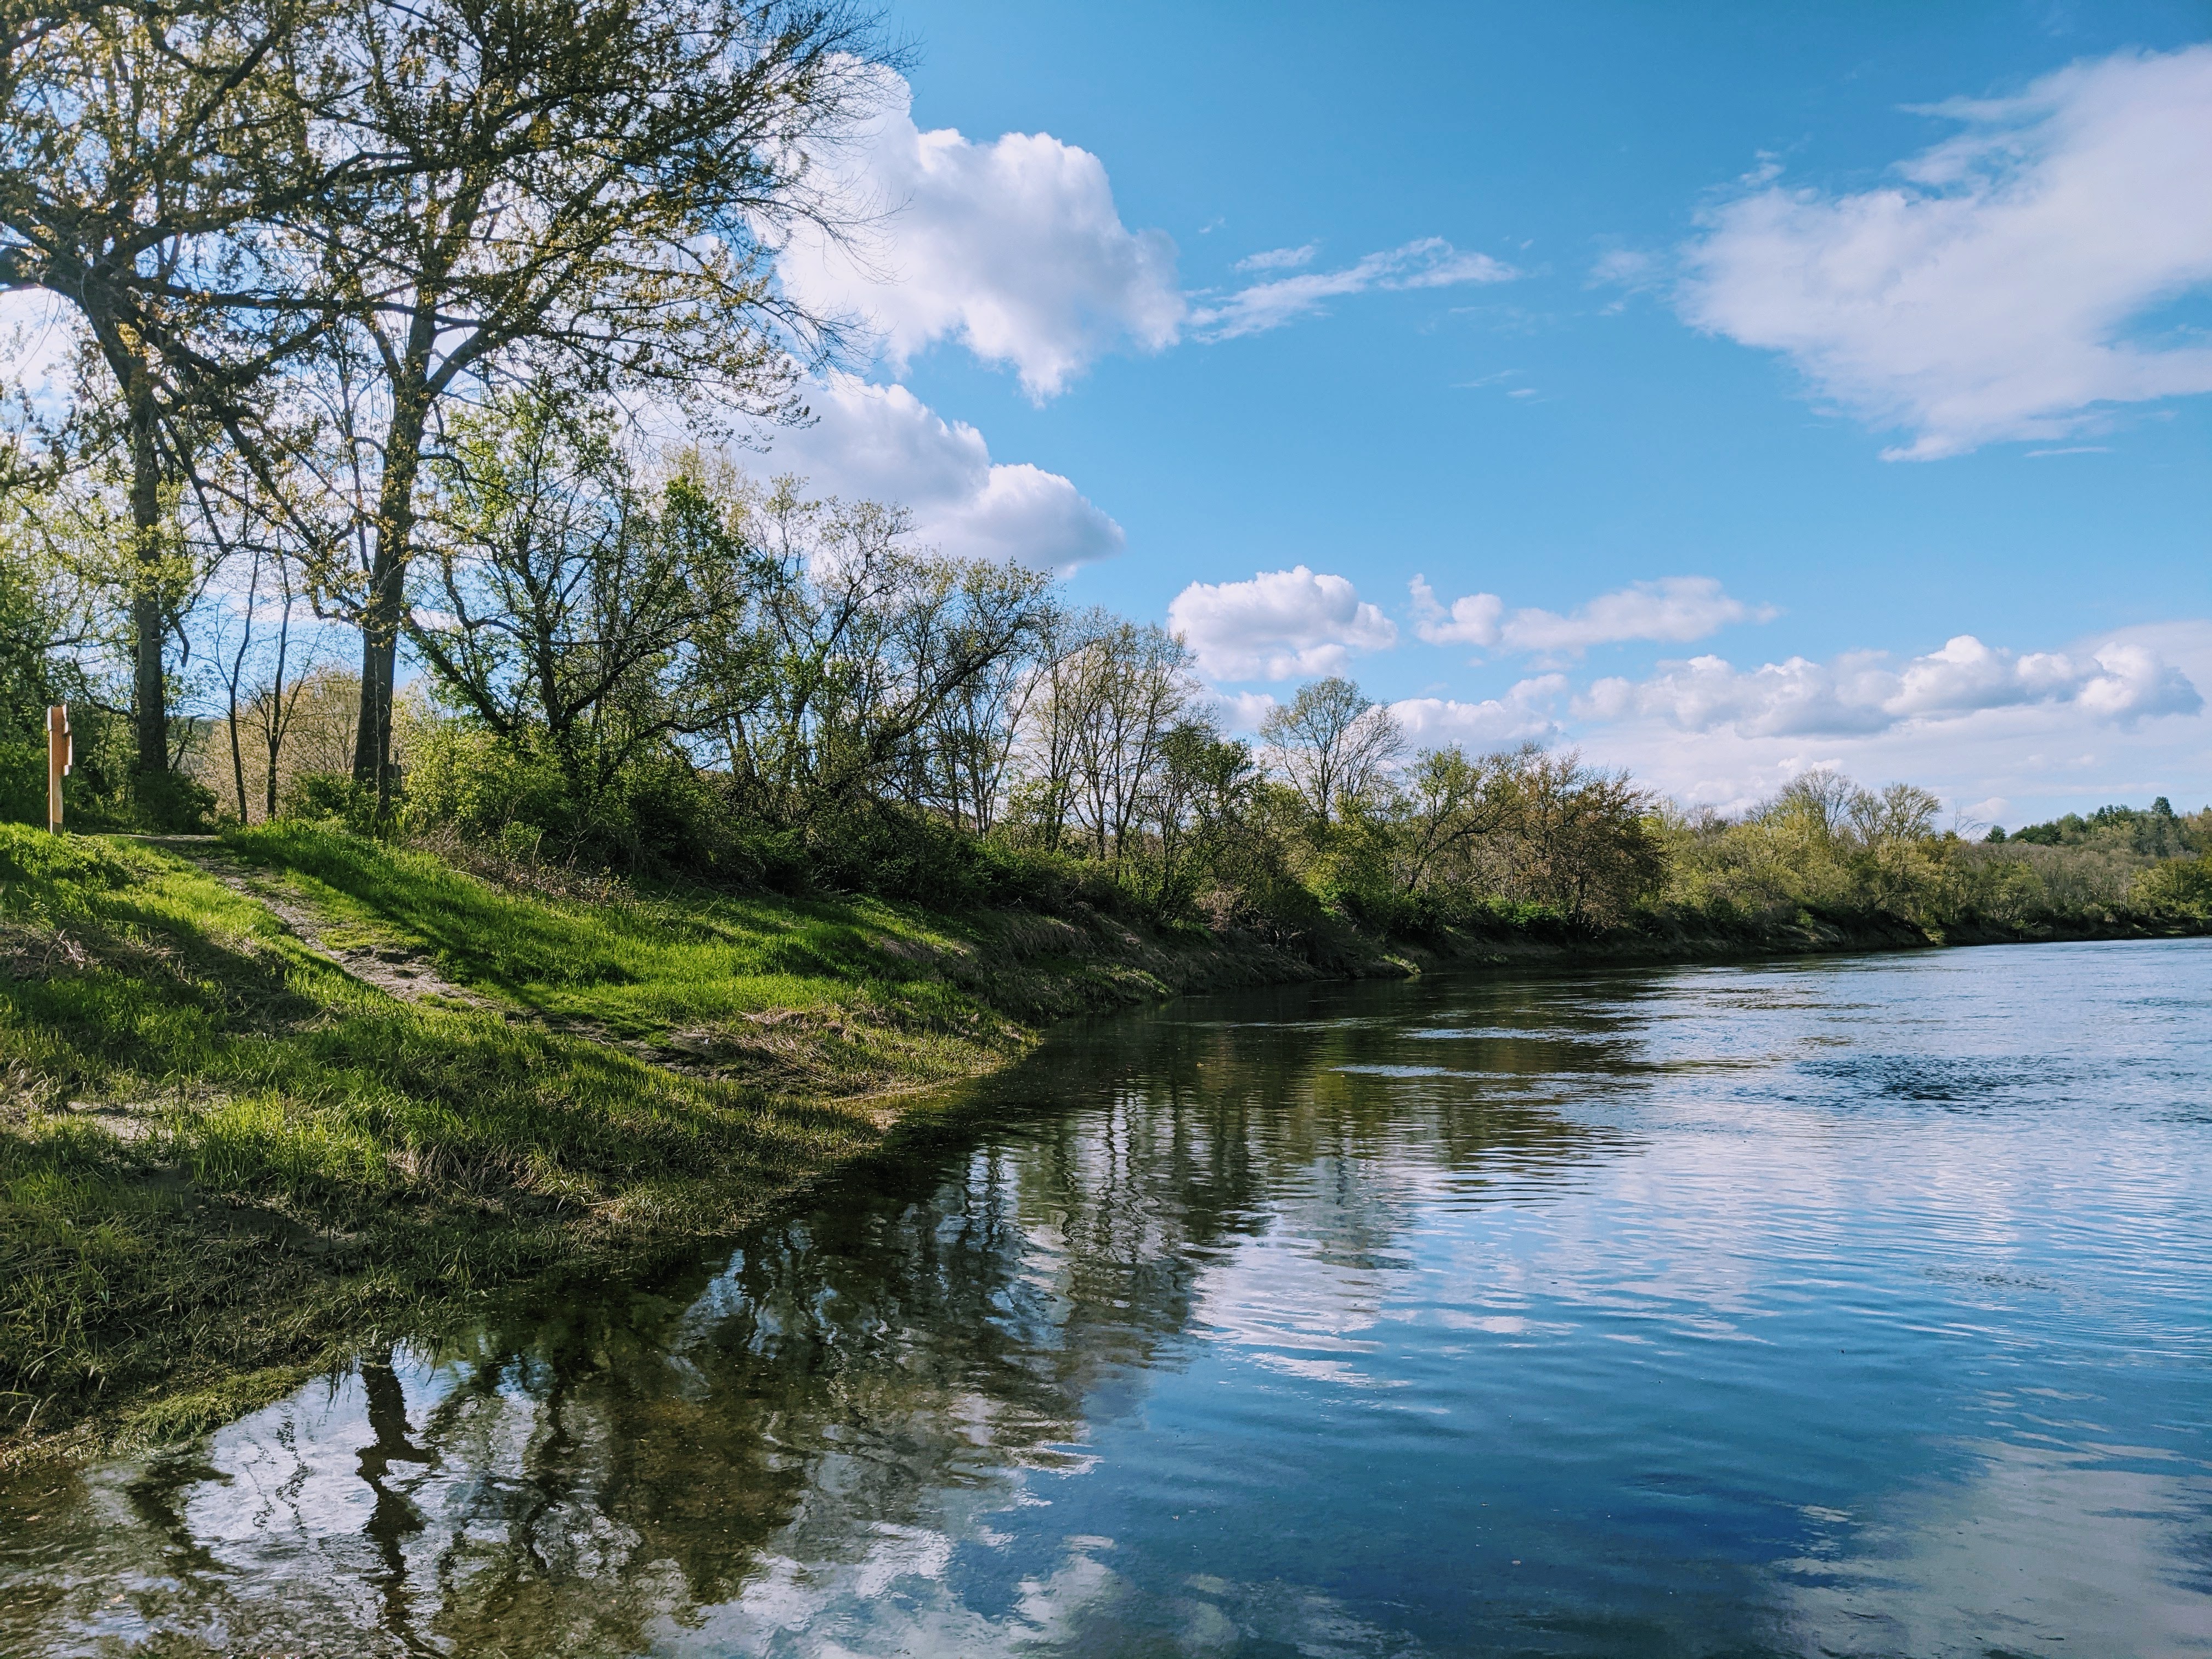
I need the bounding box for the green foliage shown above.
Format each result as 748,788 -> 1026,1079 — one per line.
281,771 -> 383,836
1655,773 -> 2212,937
0,509 -> 111,828
1660,773 -> 1960,929
2005,798 -> 2208,857
127,762 -> 218,833
2133,854 -> 2212,920
397,718 -> 762,879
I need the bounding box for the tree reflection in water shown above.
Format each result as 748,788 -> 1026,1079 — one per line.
0,974 -> 1634,1657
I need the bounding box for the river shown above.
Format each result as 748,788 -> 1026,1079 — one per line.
4,939 -> 2210,1657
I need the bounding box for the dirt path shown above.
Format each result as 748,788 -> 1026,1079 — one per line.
140,836 -> 496,1009
138,840 -> 738,1074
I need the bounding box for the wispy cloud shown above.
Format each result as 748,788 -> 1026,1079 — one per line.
774,71 -> 1523,400
1192,238 -> 1519,340
1235,243 -> 1318,273
1679,45 -> 2212,458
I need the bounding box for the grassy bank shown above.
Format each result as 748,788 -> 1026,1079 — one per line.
0,822 -> 1329,1465
1,822 -> 2199,1466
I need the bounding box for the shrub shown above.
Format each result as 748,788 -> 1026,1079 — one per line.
281,771 -> 383,834
129,762 -> 218,832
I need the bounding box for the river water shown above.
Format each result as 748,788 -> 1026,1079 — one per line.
4,940 -> 2210,1657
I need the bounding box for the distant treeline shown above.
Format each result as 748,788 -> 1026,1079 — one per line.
8,383 -> 2208,947
1990,799 -> 2202,855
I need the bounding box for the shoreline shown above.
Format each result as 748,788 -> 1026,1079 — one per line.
1,826 -> 2202,1471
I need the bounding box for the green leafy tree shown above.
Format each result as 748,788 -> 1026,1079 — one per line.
1488,748 -> 1662,927
0,0 -> 343,791
2132,854 -> 2212,920
1390,744 -> 1510,896
291,0 -> 889,809
408,386 -> 757,810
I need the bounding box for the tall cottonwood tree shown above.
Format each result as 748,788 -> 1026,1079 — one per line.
292,0 -> 885,808
0,0 -> 341,787
1261,675 -> 1404,828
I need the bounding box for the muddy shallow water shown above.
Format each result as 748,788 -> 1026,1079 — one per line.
5,940 -> 2210,1657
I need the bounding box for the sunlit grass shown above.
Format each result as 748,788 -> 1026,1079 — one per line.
0,821 -> 1034,1462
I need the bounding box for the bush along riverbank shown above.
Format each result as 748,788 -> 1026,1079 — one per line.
3,813 -> 2208,1467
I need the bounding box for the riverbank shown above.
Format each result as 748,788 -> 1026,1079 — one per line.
0,822 -> 2198,1466
0,821 -> 1357,1466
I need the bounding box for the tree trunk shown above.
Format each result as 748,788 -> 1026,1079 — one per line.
128,382 -> 168,777
263,595 -> 291,822
352,381 -> 428,811
227,693 -> 249,819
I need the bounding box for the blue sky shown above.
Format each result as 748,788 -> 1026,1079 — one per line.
759,0 -> 2212,824
7,2 -> 2199,822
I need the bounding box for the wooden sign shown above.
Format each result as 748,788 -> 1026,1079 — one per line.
47,703 -> 70,834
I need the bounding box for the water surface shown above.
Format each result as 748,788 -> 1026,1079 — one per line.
5,940 -> 2211,1656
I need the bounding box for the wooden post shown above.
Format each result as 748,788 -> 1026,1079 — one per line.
47,704 -> 70,833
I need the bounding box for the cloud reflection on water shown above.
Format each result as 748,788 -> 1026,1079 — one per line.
3,942 -> 2208,1657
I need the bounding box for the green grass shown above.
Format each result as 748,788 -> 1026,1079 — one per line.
218,820 -> 1030,1092
0,822 -> 1037,1463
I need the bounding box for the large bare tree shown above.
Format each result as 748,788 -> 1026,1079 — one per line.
718,479 -> 1052,830
1261,675 -> 1404,828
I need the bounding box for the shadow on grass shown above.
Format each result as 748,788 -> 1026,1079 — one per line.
0,825 -> 900,1457
217,821 -> 941,1005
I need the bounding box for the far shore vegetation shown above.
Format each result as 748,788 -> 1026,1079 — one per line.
4,0 -> 2210,1466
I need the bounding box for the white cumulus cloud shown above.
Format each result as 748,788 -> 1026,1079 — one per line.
1211,689 -> 1282,733
772,71 -> 1518,394
776,70 -> 1184,400
1192,238 -> 1519,340
1583,632 -> 2202,739
764,375 -> 1124,568
1389,678 -> 1567,748
1565,621 -> 2212,817
1680,45 -> 2212,458
1408,576 -> 1504,646
1412,574 -> 1771,658
1167,566 -> 1398,682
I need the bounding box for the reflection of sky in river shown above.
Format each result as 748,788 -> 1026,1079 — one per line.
4,940 -> 2210,1657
